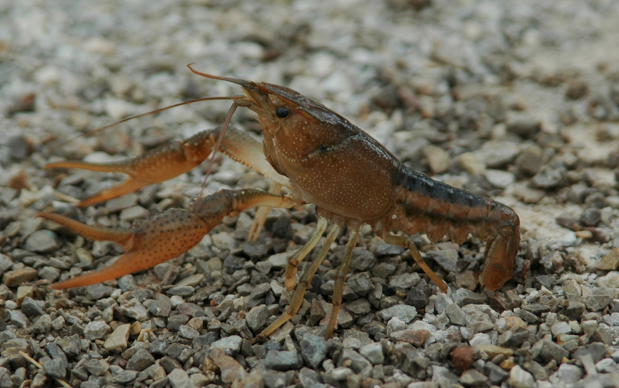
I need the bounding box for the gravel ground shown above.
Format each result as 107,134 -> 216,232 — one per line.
2,0 -> 619,387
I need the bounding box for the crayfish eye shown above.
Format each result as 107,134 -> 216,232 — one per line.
275,107 -> 289,118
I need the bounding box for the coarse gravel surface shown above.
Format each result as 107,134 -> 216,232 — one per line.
2,1 -> 619,388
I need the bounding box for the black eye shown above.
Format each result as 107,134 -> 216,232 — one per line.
276,107 -> 289,118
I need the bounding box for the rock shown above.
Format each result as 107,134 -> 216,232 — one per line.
119,205 -> 149,221
451,346 -> 474,371
538,340 -> 569,364
57,334 -> 81,357
127,349 -> 155,371
24,231 -> 59,253
21,297 -> 45,317
551,321 -> 572,336
3,268 -> 37,287
476,345 -> 513,359
84,320 -> 109,340
427,249 -> 458,273
405,284 -> 430,309
389,273 -> 420,290
359,342 -> 384,365
85,283 -> 114,299
211,335 -> 243,356
119,299 -> 150,321
267,251 -> 294,269
349,248 -> 375,271
246,305 -> 270,332
105,324 -> 131,351
265,350 -> 302,371
474,140 -> 520,169
485,362 -> 509,384
508,365 -> 535,388
375,244 -> 405,256
168,368 -> 197,388
595,248 -> 619,270
460,369 -> 488,386
178,325 -> 199,339
42,358 -> 66,379
390,330 -> 430,347
584,291 -> 612,311
554,363 -> 583,383
83,359 -> 109,376
423,145 -> 450,174
347,272 -> 374,295
573,343 -> 608,363
300,334 -> 328,369
597,272 -> 619,288
338,348 -> 372,377
106,193 -> 138,212
452,289 -> 486,305
446,303 -> 466,325
378,304 -> 417,323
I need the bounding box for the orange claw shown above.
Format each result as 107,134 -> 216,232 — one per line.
46,129 -> 219,207
37,189 -> 296,289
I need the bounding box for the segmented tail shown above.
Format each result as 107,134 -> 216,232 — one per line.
391,166 -> 520,290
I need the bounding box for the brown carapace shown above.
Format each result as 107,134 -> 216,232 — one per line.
40,64 -> 520,340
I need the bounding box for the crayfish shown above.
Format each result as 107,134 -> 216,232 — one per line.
38,64 -> 521,339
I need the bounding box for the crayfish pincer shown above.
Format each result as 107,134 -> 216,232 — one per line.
41,64 -> 521,339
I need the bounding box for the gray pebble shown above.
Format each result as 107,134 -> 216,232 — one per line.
554,363 -> 583,383
21,297 -> 45,317
375,244 -> 405,256
246,305 -> 270,332
389,273 -> 420,289
537,340 -> 568,364
86,283 -> 114,300
166,286 -> 195,296
42,358 -> 66,379
119,205 -> 149,221
119,300 -> 150,321
211,335 -> 243,356
126,349 -> 155,371
112,369 -> 138,384
265,350 -> 302,371
84,321 -> 109,340
83,359 -> 109,376
300,334 -> 328,368
31,314 -> 52,333
350,248 -> 375,271
106,193 -> 138,212
427,249 -> 458,273
168,368 -> 197,388
445,303 -> 466,326
57,334 -> 81,357
359,342 -> 384,365
371,262 -> 396,279
573,343 -> 608,363
178,325 -> 200,339
24,231 -> 59,253
347,272 -> 374,296
460,369 -> 488,386
338,348 -> 372,376
508,365 -> 535,388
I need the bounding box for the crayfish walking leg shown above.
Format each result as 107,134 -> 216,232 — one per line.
257,222 -> 341,341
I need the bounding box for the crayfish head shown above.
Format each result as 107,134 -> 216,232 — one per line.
242,82 -> 360,163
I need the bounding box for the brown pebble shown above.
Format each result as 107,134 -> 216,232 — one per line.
208,348 -> 247,383
3,269 -> 37,288
595,247 -> 619,270
390,329 -> 430,347
451,346 -> 475,371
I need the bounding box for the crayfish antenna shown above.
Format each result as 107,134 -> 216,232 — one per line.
48,96 -> 238,152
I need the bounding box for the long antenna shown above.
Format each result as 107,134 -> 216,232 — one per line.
49,96 -> 241,151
